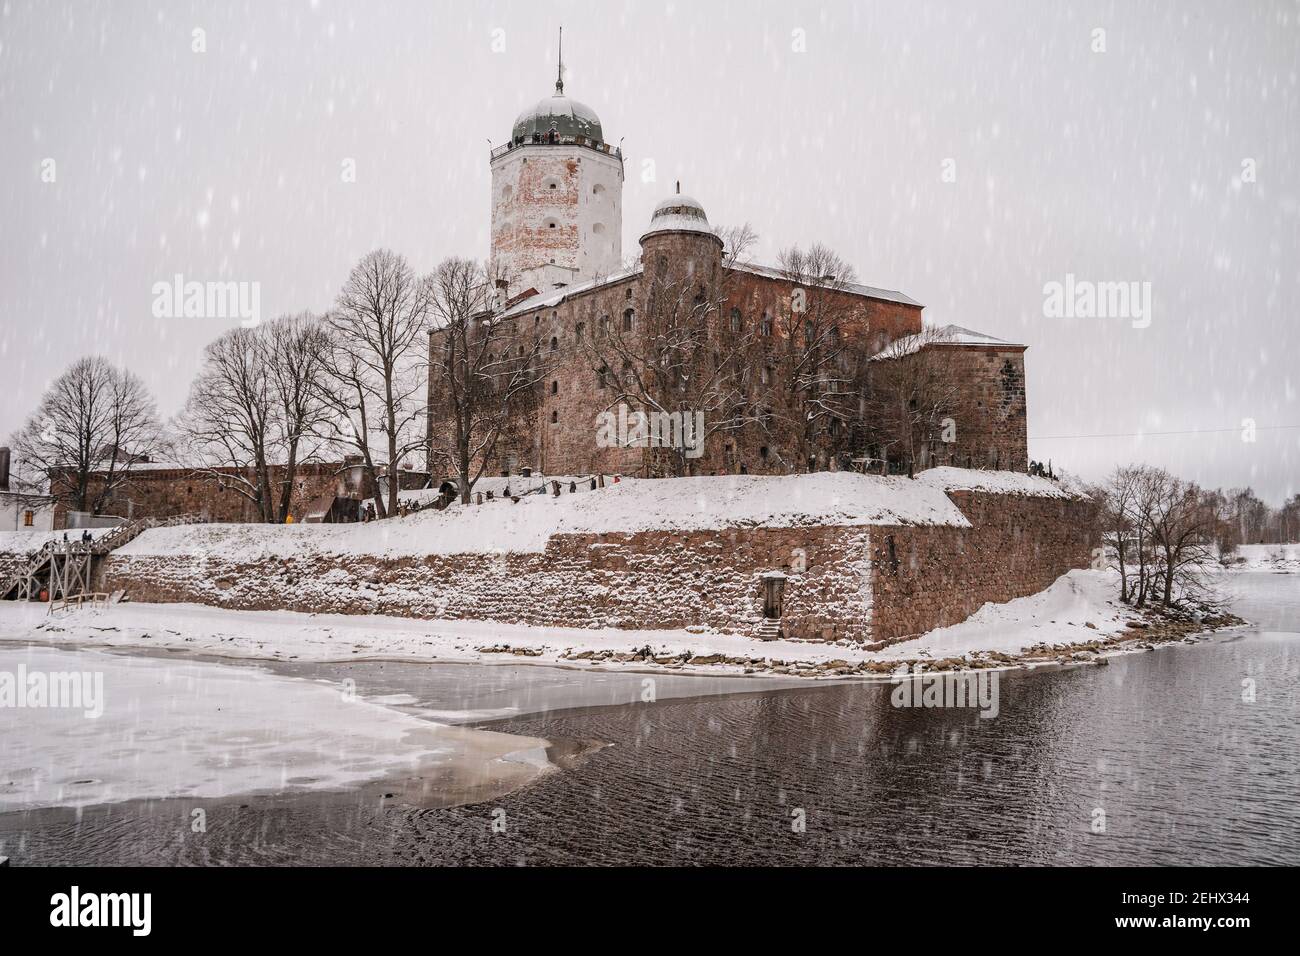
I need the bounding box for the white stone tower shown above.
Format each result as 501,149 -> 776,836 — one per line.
489,31 -> 623,296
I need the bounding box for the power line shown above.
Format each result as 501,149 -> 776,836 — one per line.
1030,424 -> 1300,441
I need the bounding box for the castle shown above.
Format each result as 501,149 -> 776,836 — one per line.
427,54 -> 1029,482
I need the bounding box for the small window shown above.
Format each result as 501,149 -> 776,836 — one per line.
23,511 -> 34,527
598,364 -> 609,388
575,322 -> 585,341
625,288 -> 633,300
551,410 -> 559,423
760,313 -> 772,336
549,182 -> 557,190
623,308 -> 635,332
593,183 -> 605,196
551,380 -> 559,394
550,336 -> 558,351
600,315 -> 610,336
592,222 -> 606,235
759,447 -> 769,460
761,366 -> 771,384
730,308 -> 743,333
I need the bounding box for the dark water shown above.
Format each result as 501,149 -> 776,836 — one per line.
2,572 -> 1296,865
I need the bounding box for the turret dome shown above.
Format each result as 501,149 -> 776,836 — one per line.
640,190 -> 719,244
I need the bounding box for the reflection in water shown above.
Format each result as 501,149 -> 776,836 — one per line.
1,573 -> 1296,865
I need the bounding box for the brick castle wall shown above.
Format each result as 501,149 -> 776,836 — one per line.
868,491 -> 1095,641
79,489 -> 1095,645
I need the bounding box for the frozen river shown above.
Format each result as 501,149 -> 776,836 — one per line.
0,572 -> 1296,865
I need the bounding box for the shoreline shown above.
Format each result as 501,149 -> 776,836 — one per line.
0,568 -> 1251,684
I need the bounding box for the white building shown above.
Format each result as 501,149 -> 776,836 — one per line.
0,492 -> 53,532
488,40 -> 624,297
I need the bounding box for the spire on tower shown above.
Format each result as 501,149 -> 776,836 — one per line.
555,26 -> 564,95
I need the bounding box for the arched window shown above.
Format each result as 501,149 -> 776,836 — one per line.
592,222 -> 606,236
551,380 -> 559,394
730,308 -> 743,333
623,309 -> 635,332
551,410 -> 559,423
760,313 -> 772,336
599,315 -> 610,336
550,336 -> 558,351
593,183 -> 605,196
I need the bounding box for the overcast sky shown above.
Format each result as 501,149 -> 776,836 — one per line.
1,0 -> 1296,502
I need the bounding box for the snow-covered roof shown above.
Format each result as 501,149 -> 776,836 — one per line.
728,260 -> 922,308
640,193 -> 719,244
496,266 -> 642,320
871,323 -> 1025,360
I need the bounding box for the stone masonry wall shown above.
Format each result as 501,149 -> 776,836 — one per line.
868,490 -> 1095,642
68,488 -> 1097,645
92,525 -> 874,642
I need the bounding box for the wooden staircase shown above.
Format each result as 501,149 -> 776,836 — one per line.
1,512 -> 206,603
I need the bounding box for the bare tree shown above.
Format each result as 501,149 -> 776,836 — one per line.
325,249 -> 432,517
265,313 -> 332,519
580,227 -> 761,476
767,244 -> 874,471
1095,464 -> 1224,609
426,258 -> 548,502
1094,466 -> 1142,602
177,326 -> 278,521
860,327 -> 967,474
8,356 -> 158,516
1145,469 -> 1222,606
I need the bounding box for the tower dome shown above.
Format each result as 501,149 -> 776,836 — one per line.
508,28 -> 604,145
511,94 -> 604,143
639,188 -> 719,244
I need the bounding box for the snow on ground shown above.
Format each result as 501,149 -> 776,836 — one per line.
0,526 -> 116,555
0,642 -> 553,811
1219,544 -> 1300,573
0,569 -> 1144,678
118,472 -> 973,560
916,466 -> 1077,499
901,568 -> 1137,658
